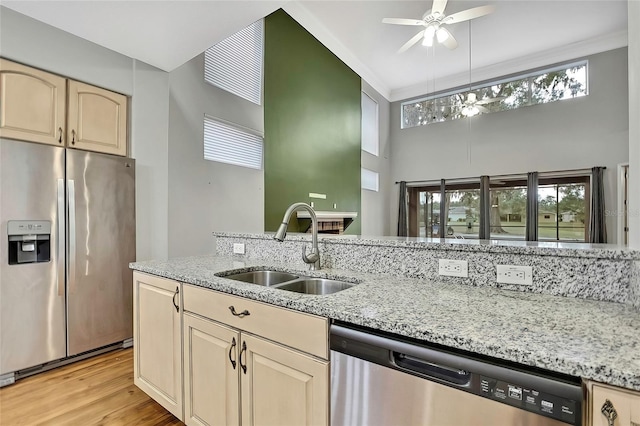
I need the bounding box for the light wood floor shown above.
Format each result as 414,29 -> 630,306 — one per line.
0,348 -> 183,425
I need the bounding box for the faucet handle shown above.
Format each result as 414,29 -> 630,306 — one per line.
301,244 -> 319,265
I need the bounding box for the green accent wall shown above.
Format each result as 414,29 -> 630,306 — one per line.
264,9 -> 361,234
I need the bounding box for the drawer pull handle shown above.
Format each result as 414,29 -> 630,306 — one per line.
229,306 -> 250,318
229,337 -> 237,369
58,127 -> 63,143
71,129 -> 76,145
172,286 -> 179,312
239,341 -> 247,374
601,399 -> 618,426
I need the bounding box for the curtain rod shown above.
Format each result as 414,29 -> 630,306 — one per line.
394,167 -> 606,185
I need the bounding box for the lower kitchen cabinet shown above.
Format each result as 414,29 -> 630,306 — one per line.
183,313 -> 240,426
181,283 -> 329,426
585,380 -> 640,426
133,272 -> 183,421
240,333 -> 328,426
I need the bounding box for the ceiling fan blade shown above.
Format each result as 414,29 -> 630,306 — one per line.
432,0 -> 448,16
438,28 -> 458,49
476,105 -> 490,114
398,30 -> 426,53
382,18 -> 425,26
476,96 -> 506,105
444,5 -> 496,24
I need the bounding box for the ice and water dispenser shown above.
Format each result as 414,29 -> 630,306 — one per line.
7,220 -> 51,264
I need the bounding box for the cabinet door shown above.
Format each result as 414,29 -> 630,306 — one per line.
588,381 -> 640,426
133,272 -> 183,420
184,313 -> 240,426
0,59 -> 66,146
67,80 -> 127,156
240,334 -> 328,426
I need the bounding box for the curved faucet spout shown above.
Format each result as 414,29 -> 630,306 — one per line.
273,202 -> 320,270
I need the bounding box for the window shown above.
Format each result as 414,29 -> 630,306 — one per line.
538,178 -> 589,242
490,180 -> 528,240
203,116 -> 263,170
361,92 -> 379,156
405,171 -> 591,242
401,61 -> 588,129
361,168 -> 379,192
204,19 -> 264,105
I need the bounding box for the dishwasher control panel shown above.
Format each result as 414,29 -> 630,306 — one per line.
479,376 -> 577,424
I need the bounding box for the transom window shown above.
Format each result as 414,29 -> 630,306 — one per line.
402,61 -> 588,129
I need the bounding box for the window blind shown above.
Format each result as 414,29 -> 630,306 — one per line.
204,116 -> 263,170
362,168 -> 379,192
204,19 -> 263,105
361,92 -> 379,156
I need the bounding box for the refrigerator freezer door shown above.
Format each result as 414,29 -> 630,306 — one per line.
0,140 -> 67,374
66,149 -> 135,355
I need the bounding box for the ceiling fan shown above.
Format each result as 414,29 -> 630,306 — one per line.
459,93 -> 504,117
383,0 -> 495,53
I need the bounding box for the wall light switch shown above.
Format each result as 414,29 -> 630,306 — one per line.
233,243 -> 245,255
438,259 -> 468,277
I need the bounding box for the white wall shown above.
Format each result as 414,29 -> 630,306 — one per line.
361,80 -> 392,236
629,1 -> 640,248
167,54 -> 264,258
0,6 -> 170,260
389,48 -> 629,243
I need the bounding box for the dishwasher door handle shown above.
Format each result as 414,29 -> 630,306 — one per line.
392,351 -> 471,386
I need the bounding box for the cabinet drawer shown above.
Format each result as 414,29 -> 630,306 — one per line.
182,284 -> 328,359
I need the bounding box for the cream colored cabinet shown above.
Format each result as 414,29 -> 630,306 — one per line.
182,284 -> 329,426
183,313 -> 240,426
67,80 -> 127,156
585,380 -> 640,426
0,58 -> 127,156
133,272 -> 183,421
241,333 -> 329,426
0,58 -> 66,146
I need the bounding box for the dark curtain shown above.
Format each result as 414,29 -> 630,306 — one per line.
439,179 -> 446,238
589,167 -> 607,243
525,172 -> 539,241
397,181 -> 408,237
479,175 -> 490,239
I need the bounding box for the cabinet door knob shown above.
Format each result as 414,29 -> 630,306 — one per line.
229,305 -> 250,318
601,399 -> 618,426
228,337 -> 237,369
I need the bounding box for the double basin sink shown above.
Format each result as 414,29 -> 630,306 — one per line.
218,270 -> 355,296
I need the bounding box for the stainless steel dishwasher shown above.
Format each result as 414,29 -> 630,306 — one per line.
330,323 -> 582,426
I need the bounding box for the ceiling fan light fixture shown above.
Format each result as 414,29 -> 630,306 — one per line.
462,105 -> 480,117
422,25 -> 436,46
436,27 -> 449,43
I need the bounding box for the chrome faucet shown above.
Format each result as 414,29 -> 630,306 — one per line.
273,202 -> 321,270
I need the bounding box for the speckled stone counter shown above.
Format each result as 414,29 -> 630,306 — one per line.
130,255 -> 640,391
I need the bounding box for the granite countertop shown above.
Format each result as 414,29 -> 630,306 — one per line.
130,255 -> 640,391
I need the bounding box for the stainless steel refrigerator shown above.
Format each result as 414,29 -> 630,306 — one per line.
0,139 -> 135,382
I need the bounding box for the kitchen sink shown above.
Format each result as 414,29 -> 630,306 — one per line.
222,270 -> 300,286
274,278 -> 354,296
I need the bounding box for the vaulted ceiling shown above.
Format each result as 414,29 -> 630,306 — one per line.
0,0 -> 628,101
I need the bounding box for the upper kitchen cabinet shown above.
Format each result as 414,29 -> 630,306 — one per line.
0,58 -> 66,146
67,80 -> 127,156
0,59 -> 128,156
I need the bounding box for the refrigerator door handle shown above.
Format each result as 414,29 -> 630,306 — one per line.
68,179 -> 76,294
57,179 -> 65,296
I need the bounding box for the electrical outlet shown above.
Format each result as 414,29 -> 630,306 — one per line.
438,259 -> 468,277
496,265 -> 533,285
233,243 -> 245,255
